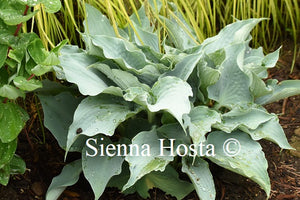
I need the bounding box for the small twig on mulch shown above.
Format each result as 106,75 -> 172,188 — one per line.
281,98 -> 288,115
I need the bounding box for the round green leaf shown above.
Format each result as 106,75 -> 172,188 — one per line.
0,102 -> 29,142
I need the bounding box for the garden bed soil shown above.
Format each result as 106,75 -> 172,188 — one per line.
0,41 -> 299,200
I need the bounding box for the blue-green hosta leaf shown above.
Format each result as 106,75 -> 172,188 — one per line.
157,123 -> 191,148
198,62 -> 220,101
84,4 -> 116,37
123,87 -> 150,107
123,128 -> 174,191
163,53 -> 202,81
0,44 -> 8,68
46,159 -> 82,200
91,62 -> 150,91
183,106 -> 221,144
82,136 -> 124,200
124,77 -> 193,127
91,35 -> 155,70
0,139 -> 17,169
262,47 -> 281,68
244,47 -> 265,74
66,94 -> 141,154
246,71 -> 271,98
182,157 -> 215,200
58,52 -> 108,96
0,84 -> 25,99
13,76 -> 42,91
214,106 -> 274,133
38,92 -> 84,151
206,131 -> 270,197
129,3 -> 160,52
0,102 -> 28,142
201,18 -> 265,54
255,80 -> 300,105
147,76 -> 193,128
208,43 -> 252,107
131,21 -> 160,52
130,4 -> 152,31
242,117 -> 293,149
160,15 -> 197,51
134,165 -> 194,199
243,47 -> 280,79
243,48 -> 281,97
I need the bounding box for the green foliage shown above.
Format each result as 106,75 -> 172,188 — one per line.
0,0 -> 61,185
40,3 -> 299,200
32,0 -> 299,70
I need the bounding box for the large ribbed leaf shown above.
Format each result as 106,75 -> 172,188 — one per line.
58,51 -> 108,96
123,128 -> 174,191
163,53 -> 202,81
82,136 -> 124,200
182,157 -> 215,200
83,4 -> 116,37
206,131 -> 270,197
66,94 -> 141,153
147,76 -> 193,127
242,117 -> 293,149
214,106 -> 274,133
255,80 -> 300,105
201,18 -> 265,54
91,35 -> 154,70
208,43 -> 252,107
183,106 -> 221,144
134,165 -> 194,199
38,92 -> 83,151
46,160 -> 82,200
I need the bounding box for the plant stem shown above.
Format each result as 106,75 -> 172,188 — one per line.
147,110 -> 155,124
27,74 -> 35,81
14,5 -> 30,36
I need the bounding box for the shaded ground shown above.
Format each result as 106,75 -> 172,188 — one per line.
0,42 -> 299,200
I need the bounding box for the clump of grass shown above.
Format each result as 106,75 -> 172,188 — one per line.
31,0 -> 299,70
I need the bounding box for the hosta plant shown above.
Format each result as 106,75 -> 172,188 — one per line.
40,2 -> 300,200
0,0 -> 61,185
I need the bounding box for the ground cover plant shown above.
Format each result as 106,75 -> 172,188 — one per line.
39,2 -> 300,200
0,0 -> 61,186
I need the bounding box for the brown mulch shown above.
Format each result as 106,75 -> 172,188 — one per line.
0,41 -> 299,200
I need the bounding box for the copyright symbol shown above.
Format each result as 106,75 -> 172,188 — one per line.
223,138 -> 241,157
